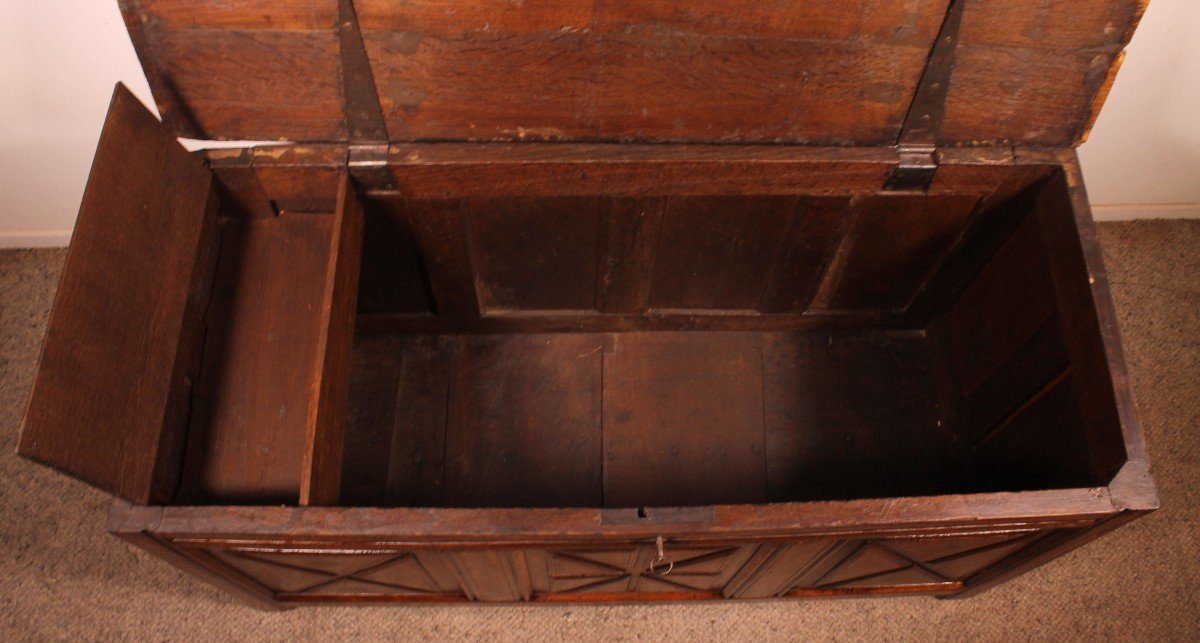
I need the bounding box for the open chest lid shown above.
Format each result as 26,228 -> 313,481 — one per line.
123,0 -> 1146,147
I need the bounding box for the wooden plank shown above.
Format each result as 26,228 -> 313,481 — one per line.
111,532 -> 285,611
758,197 -> 852,313
355,197 -> 435,315
941,0 -> 1145,145
116,482 -> 1119,543
941,211 -> 1060,394
18,84 -> 216,504
300,174 -> 364,506
340,335 -> 405,507
971,371 -> 1095,489
723,541 -> 843,598
1033,160 -> 1139,482
906,169 -> 1051,320
252,166 -> 344,215
602,333 -> 766,507
597,197 -> 665,314
812,194 -> 979,311
207,149 -> 275,219
381,144 -> 898,198
340,334 -> 453,508
119,1 -> 1146,146
763,331 -> 955,501
954,510 -> 1150,598
648,196 -> 799,311
959,314 -> 1069,444
385,336 -> 452,507
402,199 -> 480,317
884,532 -> 1038,581
466,197 -> 602,312
177,213 -> 337,505
356,310 -> 915,334
443,334 -> 604,508
119,0 -> 344,140
357,0 -> 944,144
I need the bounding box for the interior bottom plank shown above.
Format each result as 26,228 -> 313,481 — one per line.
177,214 -> 337,505
341,330 -> 959,508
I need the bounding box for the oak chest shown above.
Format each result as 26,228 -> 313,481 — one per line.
19,0 -> 1157,609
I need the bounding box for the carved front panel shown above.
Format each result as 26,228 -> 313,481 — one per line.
727,530 -> 1047,597
175,529 -> 1049,603
205,548 -> 458,600
526,544 -> 757,597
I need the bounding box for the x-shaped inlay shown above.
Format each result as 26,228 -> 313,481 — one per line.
552,547 -> 740,594
221,550 -> 442,595
814,533 -> 1035,589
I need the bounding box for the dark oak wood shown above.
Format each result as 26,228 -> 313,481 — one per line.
177,213 -> 336,505
443,334 -> 604,508
120,0 -> 1145,147
940,0 -> 1148,146
21,0 -> 1161,607
811,194 -> 980,311
24,140 -> 1158,608
18,85 -> 217,504
299,173 -> 365,506
763,331 -> 956,501
603,333 -> 766,507
119,0 -> 345,141
647,197 -> 799,311
176,176 -> 364,506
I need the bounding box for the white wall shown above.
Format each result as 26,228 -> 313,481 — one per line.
1078,0 -> 1200,220
1,1 -> 1197,248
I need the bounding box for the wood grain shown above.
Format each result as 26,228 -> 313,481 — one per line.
941,0 -> 1144,145
300,174 -> 364,506
119,0 -> 1144,146
602,333 -> 767,507
763,331 -> 955,501
178,212 -> 337,505
357,0 -> 944,143
812,194 -> 979,311
648,197 -> 799,311
120,0 -> 344,140
443,334 -> 604,508
18,84 -> 216,504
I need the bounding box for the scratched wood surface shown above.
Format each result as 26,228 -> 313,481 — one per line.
117,0 -> 1146,146
17,85 -> 217,504
340,329 -> 957,508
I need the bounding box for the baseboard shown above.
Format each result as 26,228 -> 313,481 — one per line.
1091,203 -> 1200,221
0,230 -> 73,248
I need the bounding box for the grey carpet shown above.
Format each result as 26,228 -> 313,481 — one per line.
1,220 -> 1197,640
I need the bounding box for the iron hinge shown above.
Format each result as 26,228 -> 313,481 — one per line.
884,145 -> 938,192
348,143 -> 395,191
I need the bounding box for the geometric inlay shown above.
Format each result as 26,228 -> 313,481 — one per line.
210,549 -> 447,596
816,542 -> 936,588
828,563 -> 945,588
810,532 -> 1037,590
884,533 -> 1034,581
547,546 -> 742,595
551,550 -> 638,579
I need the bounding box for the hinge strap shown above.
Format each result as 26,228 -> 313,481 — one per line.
348,143 -> 396,190
884,145 -> 939,192
897,0 -> 965,146
885,0 -> 965,191
338,0 -> 388,142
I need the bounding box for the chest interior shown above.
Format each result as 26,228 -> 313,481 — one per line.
169,149 -> 1122,509
19,0 -> 1146,516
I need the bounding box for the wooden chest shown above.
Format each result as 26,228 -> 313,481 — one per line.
20,0 -> 1157,609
